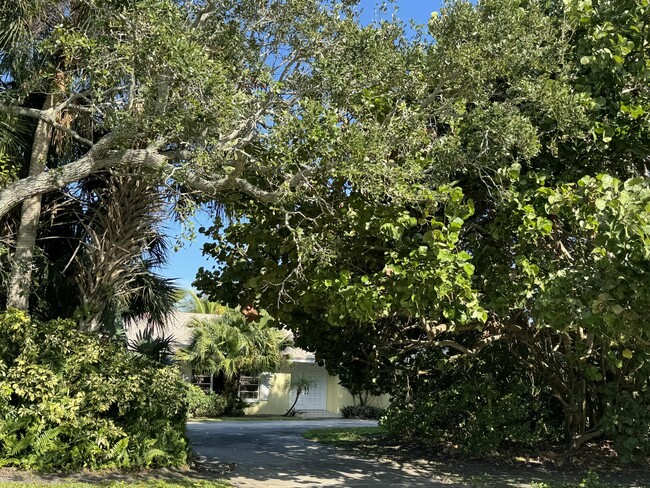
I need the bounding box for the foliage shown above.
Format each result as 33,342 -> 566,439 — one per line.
381,344 -> 561,454
340,405 -> 385,421
482,172 -> 650,457
0,0 -> 412,226
197,0 -> 650,460
0,310 -> 189,470
383,380 -> 557,455
186,385 -> 229,419
34,173 -> 178,332
531,472 -> 610,488
128,329 -> 176,364
284,375 -> 313,417
177,308 -> 291,379
177,290 -> 226,315
0,481 -> 231,488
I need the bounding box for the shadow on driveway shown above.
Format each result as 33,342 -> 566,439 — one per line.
186,419 -> 571,488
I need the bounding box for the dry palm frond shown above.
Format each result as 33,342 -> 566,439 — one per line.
65,172 -> 172,331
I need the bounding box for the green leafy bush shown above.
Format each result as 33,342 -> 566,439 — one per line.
340,405 -> 386,420
187,385 -> 228,418
224,397 -> 248,417
382,377 -> 559,454
381,347 -> 562,455
600,378 -> 650,462
0,310 -> 189,470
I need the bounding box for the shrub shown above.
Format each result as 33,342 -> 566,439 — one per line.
0,310 -> 189,471
340,405 -> 386,420
187,385 -> 228,418
601,380 -> 650,462
381,376 -> 560,455
224,397 -> 248,417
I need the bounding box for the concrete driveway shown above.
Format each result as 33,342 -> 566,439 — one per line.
186,419 -> 461,487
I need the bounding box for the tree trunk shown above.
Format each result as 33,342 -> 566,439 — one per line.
284,390 -> 302,417
6,92 -> 54,310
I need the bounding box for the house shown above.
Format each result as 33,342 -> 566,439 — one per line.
127,312 -> 388,417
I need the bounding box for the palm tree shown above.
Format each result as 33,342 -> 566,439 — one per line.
284,375 -> 313,417
30,172 -> 178,333
177,308 -> 292,379
177,289 -> 225,315
0,112 -> 31,295
1,0 -> 71,309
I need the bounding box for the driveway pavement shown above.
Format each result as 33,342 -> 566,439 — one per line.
185,419 -> 537,488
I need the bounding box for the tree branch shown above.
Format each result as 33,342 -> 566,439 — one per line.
0,143 -> 163,218
0,103 -> 94,147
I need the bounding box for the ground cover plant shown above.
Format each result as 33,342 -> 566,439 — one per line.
0,311 -> 189,470
302,427 -> 386,446
340,405 -> 386,420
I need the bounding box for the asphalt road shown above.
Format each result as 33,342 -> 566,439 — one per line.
186,419 -> 461,488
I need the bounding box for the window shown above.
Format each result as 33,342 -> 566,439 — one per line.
191,371 -> 213,392
239,374 -> 260,402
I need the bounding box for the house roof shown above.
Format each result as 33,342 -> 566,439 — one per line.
126,312 -> 316,363
127,312 -> 209,351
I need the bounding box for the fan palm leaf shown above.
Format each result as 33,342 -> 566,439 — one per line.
177,308 -> 292,379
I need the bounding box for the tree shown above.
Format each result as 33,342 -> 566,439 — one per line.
13,171 -> 179,332
177,308 -> 292,380
177,289 -> 225,315
284,375 -> 312,417
0,0 -> 404,307
197,0 -> 650,457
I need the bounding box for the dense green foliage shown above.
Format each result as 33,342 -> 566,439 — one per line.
177,308 -> 291,379
186,385 -> 226,418
0,310 -> 189,470
0,0 -> 392,323
381,345 -> 562,454
0,481 -> 231,488
2,0 -> 650,465
178,309 -> 289,417
197,0 -> 650,459
186,385 -> 245,418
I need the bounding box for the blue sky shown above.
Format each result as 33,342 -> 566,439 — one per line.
357,0 -> 440,26
161,1 -> 443,290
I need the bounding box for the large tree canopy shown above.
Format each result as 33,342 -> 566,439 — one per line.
197,0 -> 650,456
0,0 -> 423,320
0,0 -> 418,217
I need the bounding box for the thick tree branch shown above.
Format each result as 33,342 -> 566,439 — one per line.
0,103 -> 94,147
0,135 -> 317,218
0,144 -> 163,218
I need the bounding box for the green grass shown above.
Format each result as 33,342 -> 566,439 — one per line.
0,480 -> 230,488
302,426 -> 387,445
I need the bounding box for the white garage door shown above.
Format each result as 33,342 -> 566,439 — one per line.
289,363 -> 327,411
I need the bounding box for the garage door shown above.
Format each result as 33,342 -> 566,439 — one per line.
289,363 -> 327,411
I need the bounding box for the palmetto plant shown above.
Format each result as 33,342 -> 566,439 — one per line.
178,289 -> 225,315
129,329 -> 177,364
33,171 -> 178,332
177,308 -> 292,380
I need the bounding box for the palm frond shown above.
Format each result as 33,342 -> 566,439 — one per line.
178,308 -> 292,379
